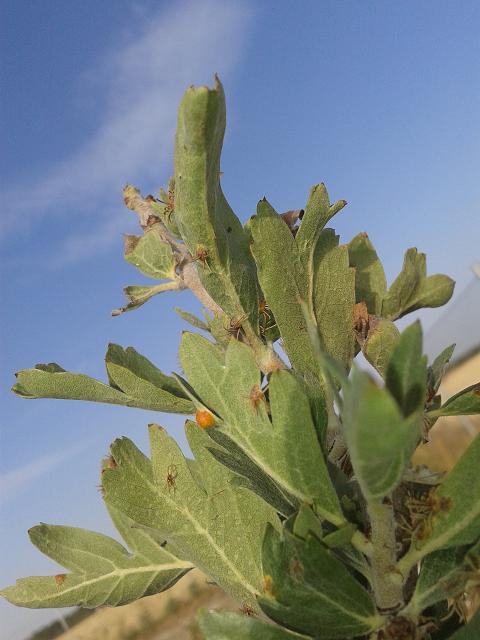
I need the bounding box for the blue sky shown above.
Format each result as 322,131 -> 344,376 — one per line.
1,1 -> 479,637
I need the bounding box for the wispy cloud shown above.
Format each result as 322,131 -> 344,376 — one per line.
0,439 -> 96,505
2,0 -> 252,266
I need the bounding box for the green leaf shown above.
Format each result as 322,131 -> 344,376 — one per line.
102,424 -> 278,609
405,546 -> 472,616
112,281 -> 180,316
312,240 -> 356,371
179,333 -> 344,526
259,526 -> 383,639
361,317 -> 400,378
175,307 -> 210,331
382,249 -> 454,320
428,383 -> 480,417
206,429 -> 296,517
382,248 -> 426,320
296,183 -> 347,262
446,610 -> 480,639
249,199 -> 318,376
348,232 -> 387,315
427,344 -> 456,397
124,229 -> 176,280
0,506 -> 192,609
198,610 -> 311,640
343,368 -> 422,500
385,321 -> 427,417
105,344 -> 194,413
174,77 -> 259,328
411,274 -> 455,311
398,435 -> 480,573
292,505 -> 323,541
12,346 -> 194,414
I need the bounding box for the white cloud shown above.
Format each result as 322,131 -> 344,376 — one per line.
0,440 -> 96,504
1,0 -> 252,266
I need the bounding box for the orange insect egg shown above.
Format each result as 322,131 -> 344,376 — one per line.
195,409 -> 215,429
54,574 -> 66,586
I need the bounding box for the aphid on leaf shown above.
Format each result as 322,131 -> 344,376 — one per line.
165,464 -> 178,493
224,314 -> 248,340
195,408 -> 216,429
54,574 -> 66,586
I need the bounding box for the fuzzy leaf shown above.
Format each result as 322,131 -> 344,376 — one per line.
179,333 -> 344,526
124,229 -> 176,280
427,344 -> 456,397
348,233 -> 387,315
406,546 -> 472,616
385,321 -> 427,417
428,383 -> 480,417
259,526 -> 382,638
102,424 -> 278,609
361,318 -> 400,378
0,505 -> 192,608
174,77 -> 259,327
206,429 -> 296,517
105,344 -> 193,413
175,307 -> 210,331
382,249 -> 454,320
249,199 -> 318,376
13,346 -> 194,415
399,436 -> 480,574
313,240 -> 356,371
198,610 -> 311,639
343,368 -> 422,500
112,282 -> 179,316
292,505 -> 323,541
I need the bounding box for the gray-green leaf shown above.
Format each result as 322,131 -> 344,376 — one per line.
348,232 -> 387,316
124,229 -> 176,280
0,507 -> 192,608
343,368 -> 422,500
259,526 -> 383,639
198,610 -> 311,640
102,424 -> 278,609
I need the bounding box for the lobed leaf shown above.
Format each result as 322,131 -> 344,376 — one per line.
0,506 -> 192,609
124,229 -> 176,280
179,333 -> 344,525
13,345 -> 194,414
102,424 -> 279,609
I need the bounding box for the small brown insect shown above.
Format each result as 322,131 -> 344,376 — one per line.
247,384 -> 266,412
225,314 -> 248,340
54,574 -> 66,586
165,464 -> 178,493
240,603 -> 255,616
194,245 -> 211,269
